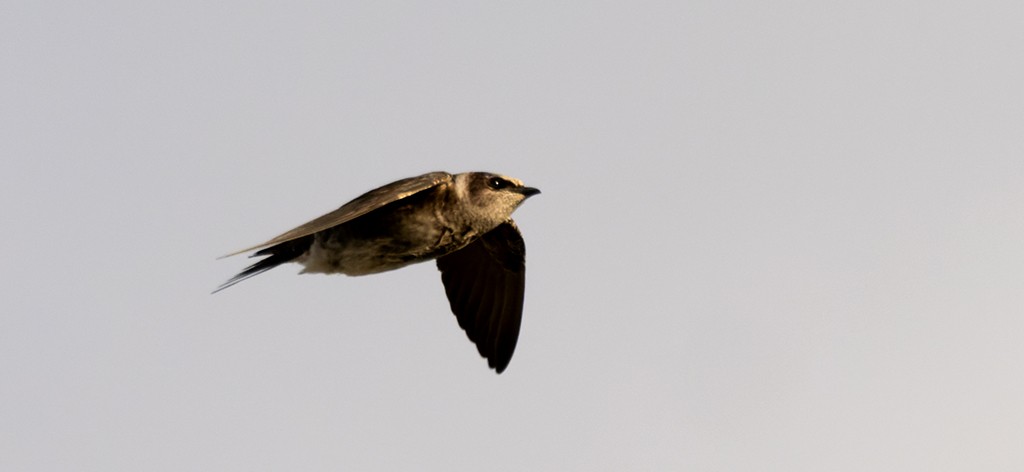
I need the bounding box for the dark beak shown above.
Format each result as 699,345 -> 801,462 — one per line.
517,186 -> 541,197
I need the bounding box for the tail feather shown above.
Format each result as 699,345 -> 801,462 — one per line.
212,236 -> 313,293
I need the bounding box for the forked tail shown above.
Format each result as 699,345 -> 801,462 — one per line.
212,236 -> 313,293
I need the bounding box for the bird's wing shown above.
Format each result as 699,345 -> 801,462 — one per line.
436,221 -> 526,374
221,171 -> 452,257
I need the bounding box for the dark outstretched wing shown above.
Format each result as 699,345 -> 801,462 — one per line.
221,171 -> 452,258
436,221 -> 527,374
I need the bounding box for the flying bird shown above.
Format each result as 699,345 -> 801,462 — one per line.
215,171 -> 540,373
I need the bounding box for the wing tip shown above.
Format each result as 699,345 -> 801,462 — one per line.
491,357 -> 510,374
216,244 -> 266,260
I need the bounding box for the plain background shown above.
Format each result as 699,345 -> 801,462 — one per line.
3,1 -> 1022,470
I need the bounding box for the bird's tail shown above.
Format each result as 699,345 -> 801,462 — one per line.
212,236 -> 313,293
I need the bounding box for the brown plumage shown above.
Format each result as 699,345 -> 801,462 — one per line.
216,171 -> 539,374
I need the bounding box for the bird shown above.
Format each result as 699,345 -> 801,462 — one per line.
214,171 -> 540,374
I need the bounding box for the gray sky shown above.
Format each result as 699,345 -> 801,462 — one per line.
3,1 -> 1022,470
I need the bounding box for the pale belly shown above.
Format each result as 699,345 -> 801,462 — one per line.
298,241 -> 430,276
297,228 -> 474,276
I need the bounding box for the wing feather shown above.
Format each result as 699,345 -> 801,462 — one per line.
436,221 -> 527,374
221,171 -> 452,258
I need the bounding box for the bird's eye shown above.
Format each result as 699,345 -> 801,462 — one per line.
488,177 -> 510,190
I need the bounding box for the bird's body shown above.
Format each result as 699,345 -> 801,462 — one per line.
216,171 -> 539,373
301,179 -> 477,275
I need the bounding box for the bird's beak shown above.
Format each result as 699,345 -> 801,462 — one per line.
517,186 -> 541,197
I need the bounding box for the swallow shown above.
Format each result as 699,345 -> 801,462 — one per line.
216,171 -> 540,373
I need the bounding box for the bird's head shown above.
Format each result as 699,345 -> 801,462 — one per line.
452,172 -> 540,231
